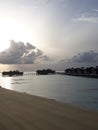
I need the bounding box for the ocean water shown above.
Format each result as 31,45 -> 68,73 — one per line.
0,72 -> 98,110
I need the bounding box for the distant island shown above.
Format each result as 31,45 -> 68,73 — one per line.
36,67 -> 98,78
2,70 -> 23,77
64,66 -> 98,78
36,69 -> 55,75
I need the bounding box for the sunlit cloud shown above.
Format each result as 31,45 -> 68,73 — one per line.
0,40 -> 49,64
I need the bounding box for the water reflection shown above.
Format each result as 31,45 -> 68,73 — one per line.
0,76 -> 13,90
0,73 -> 98,110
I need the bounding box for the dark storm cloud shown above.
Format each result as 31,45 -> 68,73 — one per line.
70,50 -> 98,63
0,40 -> 49,64
53,50 -> 98,70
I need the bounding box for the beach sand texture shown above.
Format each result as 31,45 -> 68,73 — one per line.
0,87 -> 98,130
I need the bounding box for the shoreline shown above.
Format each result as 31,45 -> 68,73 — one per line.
0,87 -> 98,130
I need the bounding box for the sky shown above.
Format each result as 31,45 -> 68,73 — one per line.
0,0 -> 98,71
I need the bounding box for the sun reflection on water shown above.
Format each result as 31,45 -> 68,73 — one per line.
0,75 -> 13,90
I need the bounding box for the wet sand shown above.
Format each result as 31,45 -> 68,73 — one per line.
0,87 -> 98,130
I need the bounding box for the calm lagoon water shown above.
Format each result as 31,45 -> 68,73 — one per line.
0,72 -> 98,110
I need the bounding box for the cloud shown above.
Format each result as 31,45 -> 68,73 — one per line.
53,50 -> 98,70
69,50 -> 98,63
0,40 -> 49,64
73,10 -> 98,23
73,17 -> 98,23
93,9 -> 98,12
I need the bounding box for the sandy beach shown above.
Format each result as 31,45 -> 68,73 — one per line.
0,87 -> 98,130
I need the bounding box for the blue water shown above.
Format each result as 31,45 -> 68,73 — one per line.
0,72 -> 98,110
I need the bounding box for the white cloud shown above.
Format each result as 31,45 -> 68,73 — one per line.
73,17 -> 98,23
0,40 -> 49,64
73,10 -> 98,23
